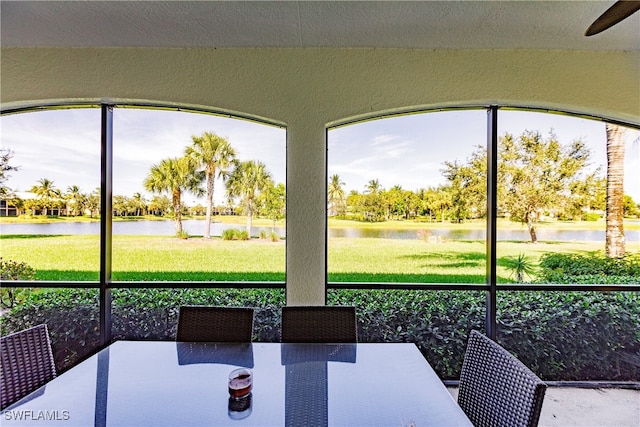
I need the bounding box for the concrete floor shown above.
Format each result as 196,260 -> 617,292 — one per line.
447,387 -> 640,427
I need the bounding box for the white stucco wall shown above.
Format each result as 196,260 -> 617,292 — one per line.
2,47 -> 639,304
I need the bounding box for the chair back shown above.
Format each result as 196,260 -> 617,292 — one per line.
458,330 -> 547,427
281,306 -> 357,343
177,306 -> 254,342
1,324 -> 57,410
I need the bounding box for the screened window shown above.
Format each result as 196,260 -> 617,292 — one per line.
112,108 -> 286,282
327,110 -> 487,284
1,108 -> 101,281
496,110 -> 639,285
1,106 -> 287,284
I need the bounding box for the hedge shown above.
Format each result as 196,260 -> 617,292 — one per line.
1,287 -> 638,381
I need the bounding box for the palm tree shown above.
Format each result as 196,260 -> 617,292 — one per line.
86,187 -> 101,218
363,179 -> 384,221
131,192 -> 147,217
65,185 -> 83,216
505,253 -> 537,282
226,160 -> 273,236
144,156 -> 204,236
29,178 -> 60,216
0,148 -> 18,199
605,123 -> 626,258
327,174 -> 345,216
365,179 -> 381,195
185,132 -> 237,239
432,188 -> 453,223
148,195 -> 171,216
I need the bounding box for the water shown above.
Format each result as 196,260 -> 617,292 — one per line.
2,220 -> 638,242
0,220 -> 284,238
327,227 -> 640,242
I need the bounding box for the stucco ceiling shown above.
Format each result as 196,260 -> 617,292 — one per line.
1,1 -> 638,51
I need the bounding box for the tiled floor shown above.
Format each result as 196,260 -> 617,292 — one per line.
447,386 -> 640,427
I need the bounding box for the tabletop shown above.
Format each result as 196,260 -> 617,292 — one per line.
1,341 -> 472,426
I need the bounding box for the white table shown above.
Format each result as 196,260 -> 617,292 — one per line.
2,341 -> 472,426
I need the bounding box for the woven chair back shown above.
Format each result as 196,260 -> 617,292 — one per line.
1,324 -> 57,410
458,330 -> 547,427
281,306 -> 357,343
177,306 -> 254,342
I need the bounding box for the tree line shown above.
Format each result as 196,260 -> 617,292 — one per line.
142,131 -> 284,237
1,126 -> 636,254
328,127 -> 637,249
0,132 -> 286,238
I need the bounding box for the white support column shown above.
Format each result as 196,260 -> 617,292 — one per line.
285,119 -> 327,305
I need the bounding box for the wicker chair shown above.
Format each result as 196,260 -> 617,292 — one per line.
458,330 -> 547,427
176,306 -> 254,342
281,306 -> 357,343
1,324 -> 57,410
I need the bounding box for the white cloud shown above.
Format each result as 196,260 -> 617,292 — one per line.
3,108 -> 286,200
4,107 -> 636,206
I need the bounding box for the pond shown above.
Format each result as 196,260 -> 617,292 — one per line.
2,220 -> 638,242
327,227 -> 639,242
0,220 -> 284,238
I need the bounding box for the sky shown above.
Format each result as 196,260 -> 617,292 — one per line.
2,107 -> 639,205
1,108 -> 286,206
329,109 -> 640,200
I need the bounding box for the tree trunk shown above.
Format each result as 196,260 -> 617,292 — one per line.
204,174 -> 215,239
246,199 -> 253,237
605,123 -> 625,258
173,190 -> 183,236
526,214 -> 538,243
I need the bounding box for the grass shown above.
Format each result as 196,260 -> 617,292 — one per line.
0,235 -> 286,281
2,230 -> 636,283
327,237 -> 621,283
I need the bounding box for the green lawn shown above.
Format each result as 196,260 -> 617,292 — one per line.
328,237 -> 613,283
2,230 -> 636,283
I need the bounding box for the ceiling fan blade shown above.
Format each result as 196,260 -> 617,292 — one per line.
585,0 -> 640,36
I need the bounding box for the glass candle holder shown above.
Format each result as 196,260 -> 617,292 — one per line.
228,368 -> 252,400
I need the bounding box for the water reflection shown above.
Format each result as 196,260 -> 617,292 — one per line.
327,227 -> 627,242
0,220 -> 285,238
281,344 -> 356,427
2,220 -> 637,242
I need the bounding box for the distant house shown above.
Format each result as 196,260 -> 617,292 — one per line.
0,192 -> 68,217
0,199 -> 18,217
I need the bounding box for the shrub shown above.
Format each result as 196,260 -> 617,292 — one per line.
2,288 -> 637,381
0,257 -> 36,282
497,291 -> 640,380
0,288 -> 100,370
222,228 -> 240,240
581,212 -> 602,222
539,251 -> 640,283
0,257 -> 36,308
504,253 -> 537,282
221,228 -> 250,241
